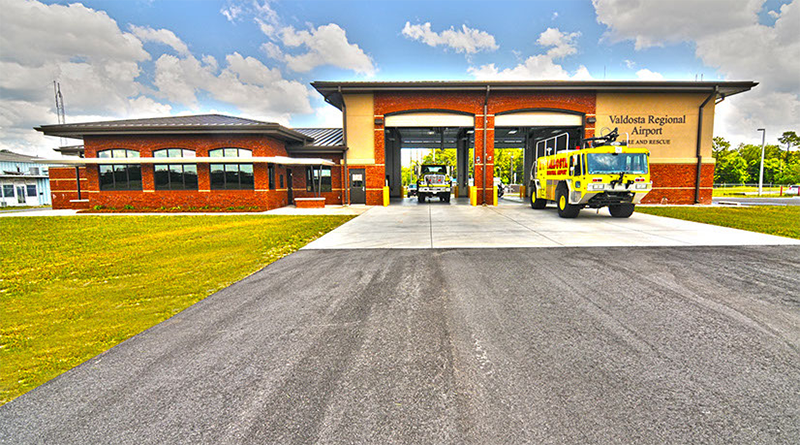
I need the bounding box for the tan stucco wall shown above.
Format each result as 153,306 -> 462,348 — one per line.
595,93 -> 716,164
343,93 -> 376,164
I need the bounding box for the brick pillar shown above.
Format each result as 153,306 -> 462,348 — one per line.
473,114 -> 495,204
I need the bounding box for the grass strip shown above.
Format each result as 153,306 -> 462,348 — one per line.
0,215 -> 352,404
637,206 -> 800,240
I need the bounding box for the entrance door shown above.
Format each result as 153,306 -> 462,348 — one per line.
349,169 -> 366,204
286,169 -> 293,204
16,186 -> 26,204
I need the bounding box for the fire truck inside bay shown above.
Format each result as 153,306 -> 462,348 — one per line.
528,128 -> 652,218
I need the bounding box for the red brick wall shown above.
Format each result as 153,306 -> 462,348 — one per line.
644,163 -> 714,204
66,134 -> 342,210
49,166 -> 89,209
373,91 -> 597,204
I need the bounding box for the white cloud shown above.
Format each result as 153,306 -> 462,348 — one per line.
0,0 -> 322,155
277,24 -> 375,75
310,104 -> 343,128
468,27 -> 589,80
402,22 -> 499,54
593,0 -> 763,50
537,27 -> 580,58
768,9 -> 780,18
129,25 -> 190,56
635,68 -> 664,80
153,52 -> 313,122
220,4 -> 243,22
593,0 -> 800,145
0,0 -> 174,155
624,59 -> 636,69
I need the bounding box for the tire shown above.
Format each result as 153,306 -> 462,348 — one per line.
530,184 -> 547,209
556,185 -> 580,218
609,204 -> 635,218
443,194 -> 451,203
418,194 -> 426,203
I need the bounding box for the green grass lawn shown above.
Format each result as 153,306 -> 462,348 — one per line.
637,206 -> 800,240
0,215 -> 352,405
712,186 -> 796,197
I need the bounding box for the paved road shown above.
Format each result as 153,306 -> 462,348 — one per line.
713,196 -> 800,206
2,247 -> 799,444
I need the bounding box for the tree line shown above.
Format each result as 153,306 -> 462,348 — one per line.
713,131 -> 799,185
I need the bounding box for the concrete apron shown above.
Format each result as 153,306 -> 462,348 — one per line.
303,203 -> 800,249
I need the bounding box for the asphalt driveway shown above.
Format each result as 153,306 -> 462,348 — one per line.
2,246 -> 799,444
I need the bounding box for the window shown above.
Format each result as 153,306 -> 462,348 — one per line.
98,149 -> 141,191
26,185 -> 36,197
268,164 -> 275,190
209,148 -> 254,190
306,166 -> 332,192
153,148 -> 198,190
2,185 -> 13,197
586,153 -> 648,174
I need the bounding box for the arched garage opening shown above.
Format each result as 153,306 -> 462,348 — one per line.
384,111 -> 475,200
493,110 -> 584,197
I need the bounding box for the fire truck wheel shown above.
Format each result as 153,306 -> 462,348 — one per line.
418,194 -> 426,203
530,185 -> 547,209
443,194 -> 451,203
609,204 -> 635,218
556,186 -> 580,218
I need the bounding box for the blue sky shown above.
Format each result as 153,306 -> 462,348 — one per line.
1,0 -> 797,155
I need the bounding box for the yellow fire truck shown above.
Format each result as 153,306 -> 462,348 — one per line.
529,128 -> 652,218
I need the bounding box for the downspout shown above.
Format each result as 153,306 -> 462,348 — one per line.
482,85 -> 490,205
74,166 -> 82,200
339,86 -> 350,206
694,87 -> 717,203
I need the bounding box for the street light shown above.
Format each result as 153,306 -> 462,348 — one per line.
757,128 -> 766,196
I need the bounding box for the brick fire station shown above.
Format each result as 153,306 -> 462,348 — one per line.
37,80 -> 755,210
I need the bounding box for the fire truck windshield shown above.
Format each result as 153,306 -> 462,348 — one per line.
586,153 -> 648,174
421,165 -> 447,174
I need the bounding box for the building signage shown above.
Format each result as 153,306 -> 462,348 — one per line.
609,114 -> 687,145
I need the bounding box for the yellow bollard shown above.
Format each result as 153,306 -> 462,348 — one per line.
519,185 -> 526,198
383,186 -> 390,206
469,186 -> 477,206
453,185 -> 458,198
493,185 -> 498,206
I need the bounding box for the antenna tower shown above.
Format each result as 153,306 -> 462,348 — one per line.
54,81 -> 67,147
54,81 -> 66,125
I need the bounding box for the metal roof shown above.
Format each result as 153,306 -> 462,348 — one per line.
0,149 -> 42,163
54,145 -> 85,157
292,128 -> 344,147
35,114 -> 310,143
312,80 -> 758,110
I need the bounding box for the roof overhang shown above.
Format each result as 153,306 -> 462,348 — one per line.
312,80 -> 758,110
35,123 -> 311,144
33,156 -> 337,166
287,145 -> 348,155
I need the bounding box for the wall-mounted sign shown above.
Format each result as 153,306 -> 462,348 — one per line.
609,114 -> 687,145
352,174 -> 363,181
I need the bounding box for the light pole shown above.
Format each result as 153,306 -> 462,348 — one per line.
757,128 -> 766,196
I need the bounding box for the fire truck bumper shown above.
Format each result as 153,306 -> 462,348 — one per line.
419,187 -> 451,193
579,190 -> 650,207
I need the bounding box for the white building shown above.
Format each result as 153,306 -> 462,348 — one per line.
0,149 -> 52,207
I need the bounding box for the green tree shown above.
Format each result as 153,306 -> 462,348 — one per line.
494,148 -> 523,184
714,152 -> 749,184
713,136 -> 731,153
421,148 -> 456,166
